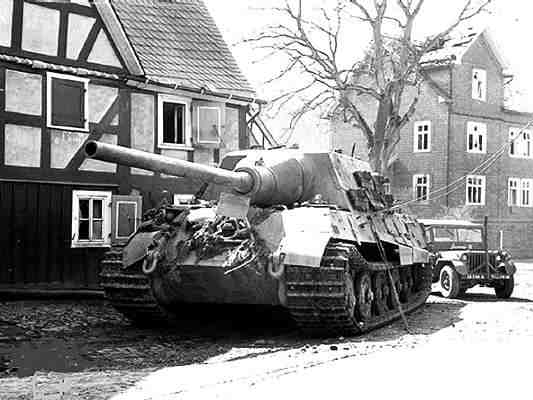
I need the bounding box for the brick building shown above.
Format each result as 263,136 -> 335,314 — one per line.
331,28 -> 533,258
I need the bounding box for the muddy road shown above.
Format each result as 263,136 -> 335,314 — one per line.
1,262 -> 532,399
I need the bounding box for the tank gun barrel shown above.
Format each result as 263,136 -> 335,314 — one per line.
85,141 -> 254,193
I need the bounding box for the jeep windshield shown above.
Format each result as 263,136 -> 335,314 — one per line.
427,226 -> 484,250
433,227 -> 482,243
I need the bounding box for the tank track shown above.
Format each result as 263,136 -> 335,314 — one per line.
285,241 -> 432,336
100,245 -> 174,326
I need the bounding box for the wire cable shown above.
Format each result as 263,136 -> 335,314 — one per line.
389,119 -> 533,210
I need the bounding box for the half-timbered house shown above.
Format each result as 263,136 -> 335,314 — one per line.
0,0 -> 274,294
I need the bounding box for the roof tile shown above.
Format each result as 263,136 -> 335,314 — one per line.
110,0 -> 255,97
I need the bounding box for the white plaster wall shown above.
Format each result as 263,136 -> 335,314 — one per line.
0,0 -> 13,47
67,13 -> 95,60
131,93 -> 155,175
194,148 -> 214,166
88,30 -> 122,68
5,69 -> 42,116
22,3 -> 60,56
160,149 -> 189,161
88,84 -> 119,123
4,125 -> 41,167
50,130 -> 88,169
80,133 -> 117,172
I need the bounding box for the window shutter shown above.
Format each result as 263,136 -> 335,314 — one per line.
51,78 -> 85,128
111,195 -> 142,244
192,100 -> 226,147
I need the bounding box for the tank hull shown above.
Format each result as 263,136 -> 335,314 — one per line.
101,205 -> 432,336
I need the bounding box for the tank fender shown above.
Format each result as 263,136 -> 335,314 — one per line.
398,245 -> 430,266
123,231 -> 161,268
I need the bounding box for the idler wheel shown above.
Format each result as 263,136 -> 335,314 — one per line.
355,272 -> 374,321
372,272 -> 387,316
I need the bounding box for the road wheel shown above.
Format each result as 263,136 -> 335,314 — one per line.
439,265 -> 460,299
494,276 -> 514,299
372,272 -> 387,316
355,272 -> 373,322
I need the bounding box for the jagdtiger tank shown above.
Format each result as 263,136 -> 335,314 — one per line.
85,140 -> 432,336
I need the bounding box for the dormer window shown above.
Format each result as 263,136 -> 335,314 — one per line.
472,68 -> 487,102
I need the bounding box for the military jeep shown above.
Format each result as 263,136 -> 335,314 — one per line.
420,219 -> 516,299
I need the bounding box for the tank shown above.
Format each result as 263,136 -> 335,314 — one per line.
86,141 -> 432,336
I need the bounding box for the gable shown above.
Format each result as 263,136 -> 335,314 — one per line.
0,0 -> 127,73
110,0 -> 255,97
461,34 -> 504,72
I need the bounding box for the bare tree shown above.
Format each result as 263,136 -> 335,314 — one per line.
246,0 -> 492,173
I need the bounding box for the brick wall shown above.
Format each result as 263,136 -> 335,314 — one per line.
329,32 -> 533,258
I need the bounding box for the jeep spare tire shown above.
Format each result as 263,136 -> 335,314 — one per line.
440,265 -> 460,299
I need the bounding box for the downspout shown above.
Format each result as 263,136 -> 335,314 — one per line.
446,64 -> 453,208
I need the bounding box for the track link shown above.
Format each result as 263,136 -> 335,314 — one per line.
285,242 -> 432,336
100,246 -> 174,326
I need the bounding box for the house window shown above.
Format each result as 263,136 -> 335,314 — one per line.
72,190 -> 112,248
467,122 -> 486,153
383,182 -> 391,195
158,94 -> 191,148
509,128 -> 532,158
466,175 -> 485,205
197,106 -> 221,144
47,72 -> 88,131
508,178 -> 533,207
508,178 -> 520,206
163,102 -> 185,145
472,68 -> 487,101
413,174 -> 430,202
413,121 -> 431,152
522,179 -> 532,207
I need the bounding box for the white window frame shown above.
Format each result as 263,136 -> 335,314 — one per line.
472,68 -> 487,102
508,177 -> 533,207
467,121 -> 487,154
508,178 -> 520,207
521,179 -> 533,207
466,175 -> 486,206
157,94 -> 192,150
196,106 -> 222,144
413,174 -> 430,202
509,128 -> 532,159
71,190 -> 112,248
46,72 -> 89,132
413,120 -> 431,153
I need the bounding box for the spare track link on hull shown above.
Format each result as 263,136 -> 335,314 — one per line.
285,242 -> 432,336
100,245 -> 174,326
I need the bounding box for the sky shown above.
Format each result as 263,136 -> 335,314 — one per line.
204,0 -> 533,147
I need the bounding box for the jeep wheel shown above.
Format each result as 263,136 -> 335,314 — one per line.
440,265 -> 460,299
494,276 -> 514,299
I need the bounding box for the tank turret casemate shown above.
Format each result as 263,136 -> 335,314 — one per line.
86,140 -> 433,336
